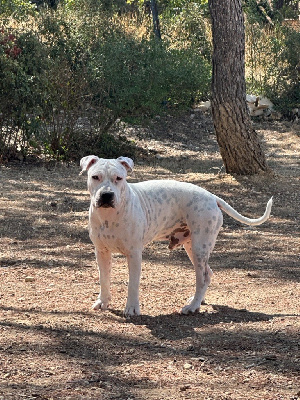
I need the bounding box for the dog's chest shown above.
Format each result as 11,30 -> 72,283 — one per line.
89,211 -> 145,255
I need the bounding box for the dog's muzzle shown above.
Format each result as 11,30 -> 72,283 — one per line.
97,191 -> 115,208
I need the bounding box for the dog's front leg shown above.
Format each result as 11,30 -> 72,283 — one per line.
92,249 -> 112,311
124,251 -> 143,317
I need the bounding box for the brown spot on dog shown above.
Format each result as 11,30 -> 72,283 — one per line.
169,236 -> 180,250
168,227 -> 190,249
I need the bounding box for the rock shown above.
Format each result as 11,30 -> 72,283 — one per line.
180,385 -> 191,391
25,276 -> 35,282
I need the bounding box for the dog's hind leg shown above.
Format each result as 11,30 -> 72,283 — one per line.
183,240 -> 212,307
181,211 -> 222,314
181,241 -> 212,314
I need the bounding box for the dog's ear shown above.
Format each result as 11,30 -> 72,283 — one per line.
117,156 -> 134,173
80,156 -> 99,174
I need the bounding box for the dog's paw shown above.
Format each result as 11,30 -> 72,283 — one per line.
181,297 -> 201,315
92,299 -> 109,311
124,303 -> 140,317
181,304 -> 200,315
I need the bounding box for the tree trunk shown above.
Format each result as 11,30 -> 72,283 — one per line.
273,0 -> 284,10
208,0 -> 269,175
150,0 -> 161,40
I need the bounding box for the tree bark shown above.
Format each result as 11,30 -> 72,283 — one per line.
208,0 -> 269,175
273,0 -> 284,10
150,0 -> 161,40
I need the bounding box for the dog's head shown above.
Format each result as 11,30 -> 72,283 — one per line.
80,156 -> 134,209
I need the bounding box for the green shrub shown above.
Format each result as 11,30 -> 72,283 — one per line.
269,27 -> 300,115
0,5 -> 211,162
245,22 -> 300,115
0,29 -> 47,160
160,2 -> 212,61
90,33 -> 210,121
0,0 -> 36,18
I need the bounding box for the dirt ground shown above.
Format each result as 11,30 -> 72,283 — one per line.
0,112 -> 299,400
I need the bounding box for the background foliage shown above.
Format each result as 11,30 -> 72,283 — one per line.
0,0 -> 298,162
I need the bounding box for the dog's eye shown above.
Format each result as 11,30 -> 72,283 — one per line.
116,177 -> 122,181
92,175 -> 99,181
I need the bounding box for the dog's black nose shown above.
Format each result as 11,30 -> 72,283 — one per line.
98,191 -> 115,208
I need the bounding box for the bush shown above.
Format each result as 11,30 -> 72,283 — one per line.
0,28 -> 47,161
245,21 -> 300,115
160,2 -> 212,61
270,27 -> 300,115
0,14 -> 113,161
0,6 -> 211,162
90,33 -> 210,120
0,0 -> 36,18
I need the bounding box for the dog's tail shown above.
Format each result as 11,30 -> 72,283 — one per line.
216,197 -> 273,226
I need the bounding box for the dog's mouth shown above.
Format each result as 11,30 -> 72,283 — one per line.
97,202 -> 115,209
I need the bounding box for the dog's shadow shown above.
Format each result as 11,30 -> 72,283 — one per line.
110,305 -> 283,341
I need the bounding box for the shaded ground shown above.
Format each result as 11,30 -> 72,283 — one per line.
0,112 -> 299,400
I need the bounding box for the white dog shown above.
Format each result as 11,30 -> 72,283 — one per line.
80,156 -> 272,317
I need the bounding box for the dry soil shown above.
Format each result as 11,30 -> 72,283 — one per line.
0,112 -> 299,400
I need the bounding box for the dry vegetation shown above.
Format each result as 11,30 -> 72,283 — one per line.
0,112 -> 299,400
